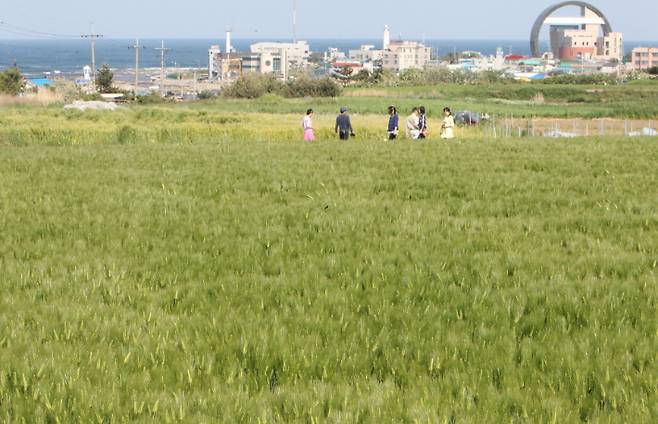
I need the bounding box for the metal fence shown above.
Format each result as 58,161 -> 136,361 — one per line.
457,116 -> 658,139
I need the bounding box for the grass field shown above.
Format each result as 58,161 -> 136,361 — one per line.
1,121 -> 656,422
1,103 -> 658,149
207,80 -> 658,119
0,105 -> 489,145
2,81 -> 658,148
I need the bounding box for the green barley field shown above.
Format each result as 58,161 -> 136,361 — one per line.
0,101 -> 657,422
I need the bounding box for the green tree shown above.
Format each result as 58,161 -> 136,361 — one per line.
336,66 -> 354,78
222,74 -> 283,99
648,66 -> 658,76
284,76 -> 341,97
95,64 -> 114,93
0,67 -> 25,95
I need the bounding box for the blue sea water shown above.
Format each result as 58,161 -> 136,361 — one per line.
0,38 -> 654,77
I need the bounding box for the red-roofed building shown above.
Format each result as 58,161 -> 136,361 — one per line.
333,61 -> 364,74
505,55 -> 528,62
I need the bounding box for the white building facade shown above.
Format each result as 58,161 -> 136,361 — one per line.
250,41 -> 311,67
349,45 -> 384,63
632,47 -> 658,70
382,41 -> 432,72
208,40 -> 310,80
208,45 -> 222,79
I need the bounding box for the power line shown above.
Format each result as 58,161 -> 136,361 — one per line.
0,20 -> 78,38
0,26 -> 61,39
0,27 -> 44,38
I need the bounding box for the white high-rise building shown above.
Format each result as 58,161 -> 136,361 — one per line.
208,45 -> 221,78
383,25 -> 391,50
225,30 -> 233,54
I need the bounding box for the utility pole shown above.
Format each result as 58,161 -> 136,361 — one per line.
292,0 -> 297,43
174,61 -> 182,98
81,28 -> 103,90
194,61 -> 200,95
155,40 -> 171,96
129,39 -> 141,97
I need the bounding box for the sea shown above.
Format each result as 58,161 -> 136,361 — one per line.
0,38 -> 654,77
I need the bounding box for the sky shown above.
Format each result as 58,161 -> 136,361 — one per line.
0,0 -> 657,41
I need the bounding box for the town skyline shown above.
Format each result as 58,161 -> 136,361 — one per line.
1,0 -> 657,41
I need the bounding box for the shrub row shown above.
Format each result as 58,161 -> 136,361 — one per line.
539,73 -> 618,85
397,69 -> 510,86
223,74 -> 341,99
349,68 -> 621,88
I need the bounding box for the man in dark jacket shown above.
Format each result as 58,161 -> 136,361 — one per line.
418,106 -> 428,139
335,107 -> 354,140
387,105 -> 399,140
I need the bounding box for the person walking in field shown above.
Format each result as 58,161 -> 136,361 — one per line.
303,109 -> 316,141
406,107 -> 420,139
441,107 -> 455,139
387,105 -> 399,140
335,107 -> 354,140
418,106 -> 429,139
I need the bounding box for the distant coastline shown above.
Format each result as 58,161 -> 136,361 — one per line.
1,38 -> 656,76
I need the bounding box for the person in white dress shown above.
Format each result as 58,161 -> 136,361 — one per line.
405,107 -> 420,140
441,107 -> 455,140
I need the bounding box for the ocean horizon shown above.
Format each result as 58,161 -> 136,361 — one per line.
1,38 -> 656,76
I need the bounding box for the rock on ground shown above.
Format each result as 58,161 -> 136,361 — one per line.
64,101 -> 120,111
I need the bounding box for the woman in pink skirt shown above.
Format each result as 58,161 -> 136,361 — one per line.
303,109 -> 316,141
